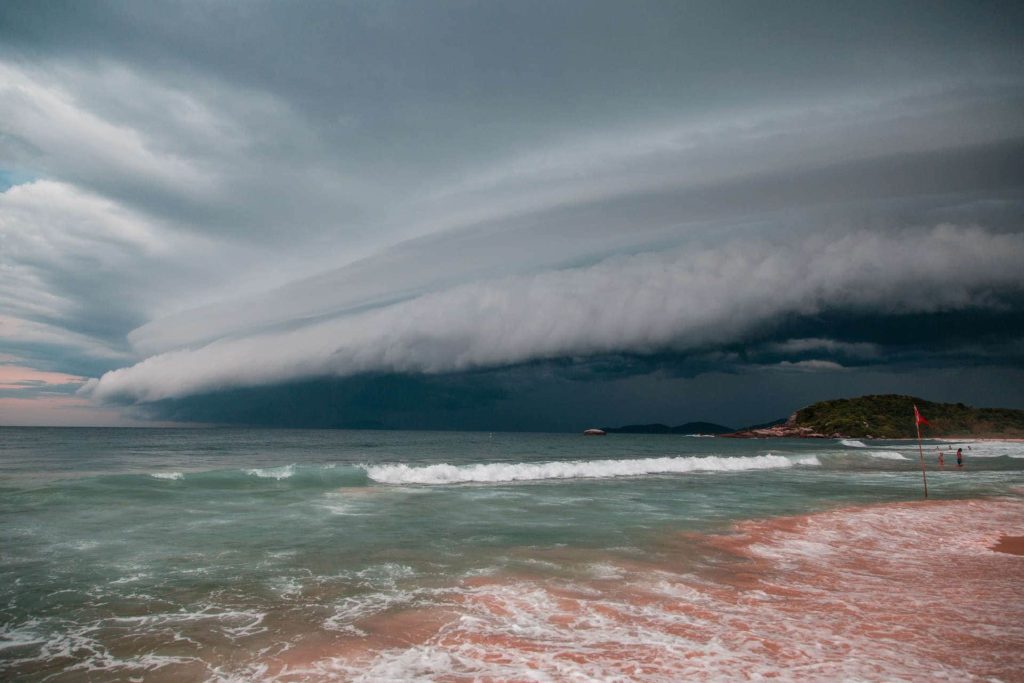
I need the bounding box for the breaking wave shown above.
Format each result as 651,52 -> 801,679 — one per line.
139,464 -> 369,489
864,451 -> 909,460
245,465 -> 296,480
839,439 -> 869,448
363,454 -> 819,485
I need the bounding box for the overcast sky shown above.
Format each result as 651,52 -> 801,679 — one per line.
2,1 -> 1023,429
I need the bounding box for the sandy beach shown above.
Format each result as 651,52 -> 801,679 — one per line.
993,535 -> 1024,556
262,497 -> 1024,681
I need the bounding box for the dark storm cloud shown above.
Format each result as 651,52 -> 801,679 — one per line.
123,138 -> 1024,356
134,359 -> 1024,432
84,223 -> 1024,403
136,373 -> 511,430
2,1 -> 1024,425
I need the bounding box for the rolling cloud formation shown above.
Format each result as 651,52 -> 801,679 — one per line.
85,225 -> 1024,402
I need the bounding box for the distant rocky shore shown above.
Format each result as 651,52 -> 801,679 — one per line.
601,394 -> 1024,440
600,421 -> 733,435
720,416 -> 832,439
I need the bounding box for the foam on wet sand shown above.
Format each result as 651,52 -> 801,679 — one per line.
268,497 -> 1024,681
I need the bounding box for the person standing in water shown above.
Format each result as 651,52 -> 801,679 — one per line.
956,447 -> 964,468
938,451 -> 945,469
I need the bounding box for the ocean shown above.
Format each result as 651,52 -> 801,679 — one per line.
1,428 -> 1022,681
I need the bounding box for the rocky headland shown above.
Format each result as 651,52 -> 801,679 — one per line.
724,394 -> 1024,439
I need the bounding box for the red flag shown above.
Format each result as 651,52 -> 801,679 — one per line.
914,404 -> 929,427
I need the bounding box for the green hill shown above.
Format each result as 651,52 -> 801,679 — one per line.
791,394 -> 1024,438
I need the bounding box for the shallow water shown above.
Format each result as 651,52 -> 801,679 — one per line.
1,428 -> 1022,680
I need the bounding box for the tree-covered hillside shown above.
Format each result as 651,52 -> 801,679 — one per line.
792,395 -> 1024,438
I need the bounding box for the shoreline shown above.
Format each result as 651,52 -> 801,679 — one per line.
721,434 -> 1024,442
267,495 -> 1024,681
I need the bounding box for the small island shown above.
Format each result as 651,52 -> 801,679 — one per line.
600,421 -> 734,435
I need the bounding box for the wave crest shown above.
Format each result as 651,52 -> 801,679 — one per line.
865,451 -> 909,460
364,454 -> 818,485
150,471 -> 184,480
245,465 -> 296,480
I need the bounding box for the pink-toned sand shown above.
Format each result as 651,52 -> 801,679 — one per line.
993,535 -> 1024,556
267,498 -> 1024,681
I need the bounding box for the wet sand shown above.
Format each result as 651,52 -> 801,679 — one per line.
992,534 -> 1024,556
267,497 -> 1024,681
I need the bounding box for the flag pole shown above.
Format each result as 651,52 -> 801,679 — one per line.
915,415 -> 928,499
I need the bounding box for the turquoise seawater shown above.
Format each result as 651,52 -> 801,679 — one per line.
1,428 -> 1022,680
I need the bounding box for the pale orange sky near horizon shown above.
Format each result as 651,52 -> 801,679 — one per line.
0,364 -> 85,389
0,396 -> 132,427
0,364 -> 205,427
0,364 -> 142,426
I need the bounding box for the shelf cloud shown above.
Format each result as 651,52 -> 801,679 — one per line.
83,225 -> 1024,403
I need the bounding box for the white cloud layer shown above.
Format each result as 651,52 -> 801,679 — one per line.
84,225 -> 1024,403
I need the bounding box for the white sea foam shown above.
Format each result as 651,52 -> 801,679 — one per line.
320,501 -> 367,516
108,572 -> 150,585
323,590 -> 419,635
0,623 -> 48,651
150,471 -> 184,480
865,451 -> 909,460
244,465 -> 295,479
587,562 -> 627,579
0,617 -> 212,676
298,499 -> 1024,683
353,563 -> 418,586
364,454 -> 818,485
939,441 -> 1024,458
268,576 -> 303,600
838,439 -> 913,459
